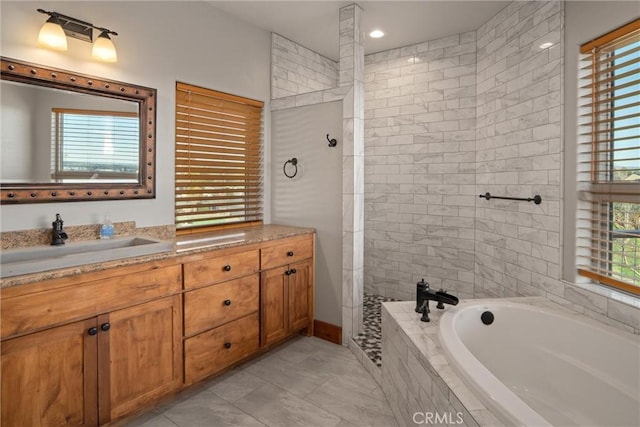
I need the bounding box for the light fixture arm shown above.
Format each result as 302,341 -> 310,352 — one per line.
36,8 -> 118,41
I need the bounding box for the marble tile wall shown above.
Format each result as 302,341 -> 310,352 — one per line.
474,0 -> 563,301
362,0 -> 639,333
473,1 -> 638,334
363,32 -> 478,301
271,33 -> 338,99
340,4 -> 366,344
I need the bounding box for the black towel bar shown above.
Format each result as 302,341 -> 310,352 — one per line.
479,192 -> 542,204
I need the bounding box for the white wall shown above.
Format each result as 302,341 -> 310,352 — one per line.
271,101 -> 343,326
0,1 -> 271,231
1,83 -> 36,181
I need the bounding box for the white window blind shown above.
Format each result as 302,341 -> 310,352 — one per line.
52,109 -> 139,181
577,19 -> 640,294
175,82 -> 264,232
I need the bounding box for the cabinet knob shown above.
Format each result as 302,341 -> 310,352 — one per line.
101,323 -> 111,332
88,327 -> 98,336
223,264 -> 232,272
224,342 -> 232,349
224,299 -> 232,306
290,268 -> 297,274
287,251 -> 294,257
285,270 -> 292,276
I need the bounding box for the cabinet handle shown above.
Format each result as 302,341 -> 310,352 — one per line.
287,251 -> 294,257
224,299 -> 232,306
223,264 -> 232,272
224,342 -> 232,349
88,327 -> 98,336
290,268 -> 297,274
285,270 -> 292,276
101,323 -> 111,332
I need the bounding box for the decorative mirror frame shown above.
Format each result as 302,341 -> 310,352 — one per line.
0,57 -> 156,203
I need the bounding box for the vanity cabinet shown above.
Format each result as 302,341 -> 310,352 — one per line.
182,248 -> 260,385
0,228 -> 315,426
0,262 -> 183,426
1,318 -> 98,427
105,295 -> 182,422
260,235 -> 314,347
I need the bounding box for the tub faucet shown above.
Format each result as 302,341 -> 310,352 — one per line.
51,213 -> 68,246
415,278 -> 459,322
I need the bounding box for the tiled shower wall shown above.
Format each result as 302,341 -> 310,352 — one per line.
477,1 -> 638,333
363,32 -> 478,301
474,1 -> 563,298
363,2 -> 564,302
363,0 -> 639,333
271,33 -> 338,99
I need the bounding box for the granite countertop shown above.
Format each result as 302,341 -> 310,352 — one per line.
0,224 -> 315,289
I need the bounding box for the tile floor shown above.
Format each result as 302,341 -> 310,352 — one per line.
124,336 -> 397,427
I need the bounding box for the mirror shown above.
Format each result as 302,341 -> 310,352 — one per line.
0,57 -> 156,203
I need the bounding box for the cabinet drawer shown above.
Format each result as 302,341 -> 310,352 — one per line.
184,313 -> 259,384
184,275 -> 258,336
183,249 -> 259,290
261,236 -> 313,269
1,264 -> 182,339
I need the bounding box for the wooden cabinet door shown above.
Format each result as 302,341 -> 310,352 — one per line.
288,259 -> 311,333
260,267 -> 288,346
1,319 -> 98,427
106,296 -> 182,421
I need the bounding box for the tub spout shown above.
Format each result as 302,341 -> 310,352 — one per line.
434,290 -> 459,309
416,280 -> 458,322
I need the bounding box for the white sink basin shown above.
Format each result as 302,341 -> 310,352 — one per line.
0,237 -> 174,279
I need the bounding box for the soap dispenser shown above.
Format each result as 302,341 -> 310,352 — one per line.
100,214 -> 115,240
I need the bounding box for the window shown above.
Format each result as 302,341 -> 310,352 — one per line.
577,19 -> 640,294
52,109 -> 139,181
175,82 -> 263,233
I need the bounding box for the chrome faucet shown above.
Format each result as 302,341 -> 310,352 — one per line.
51,213 -> 68,246
415,278 -> 459,322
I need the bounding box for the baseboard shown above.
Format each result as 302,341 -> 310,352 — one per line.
313,320 -> 342,344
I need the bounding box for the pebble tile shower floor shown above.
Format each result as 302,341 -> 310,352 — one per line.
353,293 -> 396,368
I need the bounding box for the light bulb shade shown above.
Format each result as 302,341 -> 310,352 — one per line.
92,31 -> 117,62
38,17 -> 68,51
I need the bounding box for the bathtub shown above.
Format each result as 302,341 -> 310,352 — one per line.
438,300 -> 640,427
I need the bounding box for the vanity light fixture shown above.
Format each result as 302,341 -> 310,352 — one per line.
92,31 -> 118,62
37,13 -> 68,51
36,9 -> 118,62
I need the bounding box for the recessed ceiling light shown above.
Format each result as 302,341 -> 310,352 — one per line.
539,42 -> 554,49
369,30 -> 384,39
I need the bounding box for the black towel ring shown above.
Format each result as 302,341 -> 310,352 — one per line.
283,158 -> 298,179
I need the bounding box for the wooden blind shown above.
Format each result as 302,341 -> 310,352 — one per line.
175,82 -> 264,232
576,18 -> 640,294
51,108 -> 139,181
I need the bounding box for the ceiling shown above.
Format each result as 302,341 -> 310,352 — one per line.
207,1 -> 507,61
